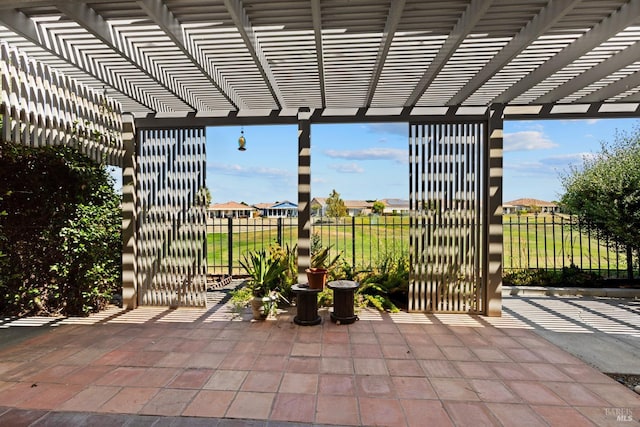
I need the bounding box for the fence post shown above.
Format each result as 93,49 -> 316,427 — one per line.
227,217 -> 233,276
277,217 -> 283,246
627,245 -> 633,280
351,216 -> 356,269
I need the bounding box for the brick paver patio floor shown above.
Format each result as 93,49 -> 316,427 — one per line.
0,289 -> 638,426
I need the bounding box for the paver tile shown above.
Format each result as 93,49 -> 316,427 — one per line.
318,374 -> 355,396
487,403 -> 548,427
98,387 -> 159,414
139,389 -> 197,416
181,390 -> 236,418
58,385 -> 120,411
241,371 -> 282,393
391,376 -> 437,400
402,399 -> 453,427
225,391 -> 274,420
167,368 -> 213,389
359,397 -> 406,427
203,369 -> 247,391
532,405 -> 599,427
444,401 -> 500,426
269,393 -> 315,423
316,395 -> 359,426
279,372 -> 318,394
353,357 -> 388,375
430,378 -> 480,401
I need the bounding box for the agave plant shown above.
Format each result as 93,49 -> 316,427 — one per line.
310,245 -> 341,270
239,249 -> 287,298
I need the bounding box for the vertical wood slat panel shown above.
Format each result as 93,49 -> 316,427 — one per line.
409,122 -> 485,313
137,127 -> 207,307
0,42 -> 124,167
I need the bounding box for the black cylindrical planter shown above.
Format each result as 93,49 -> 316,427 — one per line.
327,280 -> 359,324
292,284 -> 322,326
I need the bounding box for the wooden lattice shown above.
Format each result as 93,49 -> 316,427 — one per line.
409,122 -> 486,313
0,42 -> 123,166
137,128 -> 208,307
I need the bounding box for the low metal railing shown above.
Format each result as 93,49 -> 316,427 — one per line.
207,214 -> 636,278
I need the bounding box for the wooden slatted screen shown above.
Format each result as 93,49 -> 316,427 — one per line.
0,42 -> 124,166
137,128 -> 208,307
409,122 -> 485,313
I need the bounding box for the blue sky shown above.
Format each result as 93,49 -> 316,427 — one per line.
205,117 -> 639,205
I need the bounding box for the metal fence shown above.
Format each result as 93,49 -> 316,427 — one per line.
207,216 -> 408,275
207,214 -> 636,278
503,214 -> 635,278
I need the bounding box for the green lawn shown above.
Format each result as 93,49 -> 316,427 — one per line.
503,214 -> 628,276
207,216 -> 409,275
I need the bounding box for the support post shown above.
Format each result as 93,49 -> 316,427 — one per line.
121,114 -> 137,309
297,108 -> 312,284
485,104 -> 504,316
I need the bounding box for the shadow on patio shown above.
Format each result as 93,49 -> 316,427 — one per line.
0,282 -> 638,426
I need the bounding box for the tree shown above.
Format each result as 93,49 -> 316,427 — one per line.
372,200 -> 385,215
198,186 -> 212,206
561,125 -> 640,257
326,189 -> 347,218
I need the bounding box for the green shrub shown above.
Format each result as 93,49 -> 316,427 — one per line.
0,141 -> 121,316
354,253 -> 409,312
229,286 -> 254,314
504,264 -> 601,287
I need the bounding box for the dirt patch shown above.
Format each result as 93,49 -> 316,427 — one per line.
605,373 -> 640,393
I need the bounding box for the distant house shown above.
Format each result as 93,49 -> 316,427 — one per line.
345,200 -> 373,216
503,198 -> 559,214
310,197 -> 327,216
380,198 -> 410,216
254,201 -> 298,218
310,197 -> 373,217
207,201 -> 254,219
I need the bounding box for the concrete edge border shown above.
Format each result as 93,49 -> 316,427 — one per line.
503,286 -> 640,298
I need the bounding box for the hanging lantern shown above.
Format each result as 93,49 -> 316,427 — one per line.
238,127 -> 246,151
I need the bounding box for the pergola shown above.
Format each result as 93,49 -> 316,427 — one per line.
1,0 -> 640,316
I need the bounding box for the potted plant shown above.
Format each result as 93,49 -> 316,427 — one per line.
239,249 -> 287,320
306,245 -> 341,289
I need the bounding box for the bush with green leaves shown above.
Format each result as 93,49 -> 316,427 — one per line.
504,265 -> 601,287
0,141 -> 121,316
561,124 -> 640,254
354,254 -> 409,312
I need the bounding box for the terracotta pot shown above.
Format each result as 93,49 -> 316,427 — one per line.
305,268 -> 328,290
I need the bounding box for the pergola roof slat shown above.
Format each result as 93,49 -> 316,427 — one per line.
0,0 -> 638,119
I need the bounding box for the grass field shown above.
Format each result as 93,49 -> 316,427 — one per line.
207,215 -> 631,277
503,214 -> 629,276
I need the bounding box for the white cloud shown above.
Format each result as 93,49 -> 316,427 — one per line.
541,152 -> 594,167
324,147 -> 407,163
505,152 -> 594,177
328,162 -> 364,173
504,130 -> 557,152
208,162 -> 292,179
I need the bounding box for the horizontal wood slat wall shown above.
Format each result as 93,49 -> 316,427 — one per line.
0,42 -> 123,166
137,128 -> 207,307
409,122 -> 485,313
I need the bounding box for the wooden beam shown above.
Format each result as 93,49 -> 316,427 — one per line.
224,0 -> 285,109
448,0 -> 581,105
493,0 -> 640,104
404,0 -> 492,107
138,0 -> 243,111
